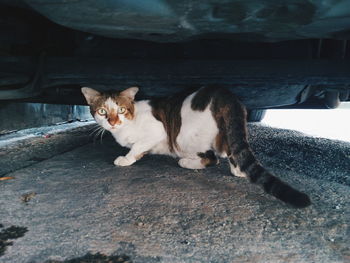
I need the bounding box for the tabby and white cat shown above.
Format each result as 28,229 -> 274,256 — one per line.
81,86 -> 311,208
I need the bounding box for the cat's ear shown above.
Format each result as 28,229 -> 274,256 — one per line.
81,87 -> 101,105
120,87 -> 139,101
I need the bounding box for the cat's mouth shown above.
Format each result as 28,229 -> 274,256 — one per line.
109,125 -> 121,130
107,121 -> 122,130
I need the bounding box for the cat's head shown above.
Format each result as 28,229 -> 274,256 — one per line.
81,87 -> 139,131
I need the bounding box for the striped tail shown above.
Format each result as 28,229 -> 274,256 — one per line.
224,99 -> 311,208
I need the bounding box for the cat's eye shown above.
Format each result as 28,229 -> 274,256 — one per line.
97,108 -> 107,116
118,107 -> 126,114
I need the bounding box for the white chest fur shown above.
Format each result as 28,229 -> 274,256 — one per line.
110,100 -> 169,152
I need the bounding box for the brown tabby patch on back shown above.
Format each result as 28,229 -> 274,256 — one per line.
149,89 -> 194,152
191,86 -> 247,156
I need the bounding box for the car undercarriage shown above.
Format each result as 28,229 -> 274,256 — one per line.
1,0 -> 350,110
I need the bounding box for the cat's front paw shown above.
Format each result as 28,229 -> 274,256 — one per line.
114,156 -> 134,166
178,158 -> 205,169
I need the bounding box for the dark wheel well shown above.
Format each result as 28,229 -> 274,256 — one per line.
247,109 -> 266,122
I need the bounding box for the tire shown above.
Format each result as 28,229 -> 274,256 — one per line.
247,109 -> 266,122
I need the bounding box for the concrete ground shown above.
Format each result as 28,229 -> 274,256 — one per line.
0,123 -> 349,263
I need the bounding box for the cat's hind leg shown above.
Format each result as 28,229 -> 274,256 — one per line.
178,150 -> 218,169
228,160 -> 247,178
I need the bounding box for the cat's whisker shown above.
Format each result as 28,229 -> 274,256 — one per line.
93,128 -> 103,141
100,128 -> 106,143
89,125 -> 99,131
88,123 -> 99,131
91,128 -> 101,140
90,124 -> 101,131
89,123 -> 99,128
90,130 -> 100,137
92,126 -> 107,144
89,126 -> 103,137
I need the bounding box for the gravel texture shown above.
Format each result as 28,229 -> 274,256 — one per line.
0,123 -> 349,263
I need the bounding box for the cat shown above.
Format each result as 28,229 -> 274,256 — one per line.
81,86 -> 311,208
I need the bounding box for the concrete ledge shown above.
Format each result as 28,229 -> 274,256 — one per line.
0,102 -> 91,133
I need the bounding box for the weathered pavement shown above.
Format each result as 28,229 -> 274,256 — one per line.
0,123 -> 349,263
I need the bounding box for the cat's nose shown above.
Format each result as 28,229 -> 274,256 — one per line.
108,117 -> 119,126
